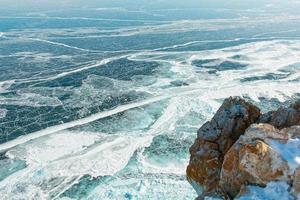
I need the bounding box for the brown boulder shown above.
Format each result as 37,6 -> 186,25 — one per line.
220,124 -> 290,197
187,97 -> 261,197
280,126 -> 300,139
259,100 -> 300,129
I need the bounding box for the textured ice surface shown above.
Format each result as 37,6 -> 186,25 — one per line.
1,6 -> 300,200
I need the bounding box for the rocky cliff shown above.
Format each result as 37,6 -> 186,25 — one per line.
187,97 -> 300,200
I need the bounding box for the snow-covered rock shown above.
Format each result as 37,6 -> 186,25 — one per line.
187,97 -> 300,199
220,124 -> 291,197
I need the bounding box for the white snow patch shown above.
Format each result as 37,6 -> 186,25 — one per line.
6,131 -> 101,164
236,181 -> 294,200
269,138 -> 300,173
